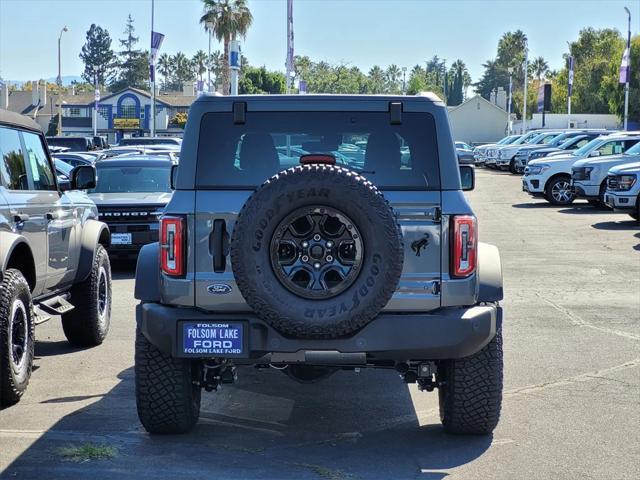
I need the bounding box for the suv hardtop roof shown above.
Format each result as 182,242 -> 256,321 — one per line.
0,108 -> 41,132
193,92 -> 445,109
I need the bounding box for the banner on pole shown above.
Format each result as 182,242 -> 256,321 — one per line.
149,31 -> 165,82
567,55 -> 574,97
619,47 -> 630,84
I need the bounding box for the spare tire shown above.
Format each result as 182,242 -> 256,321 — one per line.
231,164 -> 403,339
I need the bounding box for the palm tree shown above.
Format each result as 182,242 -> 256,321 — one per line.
385,64 -> 402,94
172,52 -> 194,90
531,56 -> 549,83
192,50 -> 208,82
367,65 -> 385,94
200,0 -> 253,95
157,53 -> 173,90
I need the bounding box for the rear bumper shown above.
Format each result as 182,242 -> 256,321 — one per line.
137,302 -> 502,362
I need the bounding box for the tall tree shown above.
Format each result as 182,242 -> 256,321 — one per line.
447,59 -> 468,106
192,50 -> 208,82
170,52 -> 195,90
200,0 -> 253,94
367,66 -> 385,94
530,56 -> 549,82
110,14 -> 149,91
157,53 -> 173,90
385,64 -> 402,94
79,24 -> 116,86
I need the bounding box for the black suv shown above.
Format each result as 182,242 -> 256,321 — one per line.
0,109 -> 112,405
134,94 -> 504,436
89,156 -> 173,259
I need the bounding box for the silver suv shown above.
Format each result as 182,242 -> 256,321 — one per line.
0,109 -> 112,405
133,94 -> 505,436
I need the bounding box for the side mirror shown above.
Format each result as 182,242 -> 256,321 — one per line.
460,165 -> 475,191
589,150 -> 600,157
170,164 -> 179,190
58,177 -> 71,191
71,165 -> 96,190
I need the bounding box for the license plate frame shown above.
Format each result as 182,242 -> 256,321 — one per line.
180,321 -> 247,357
111,233 -> 132,245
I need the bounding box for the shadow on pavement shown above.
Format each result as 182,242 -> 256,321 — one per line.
111,259 -> 137,280
557,205 -> 611,215
591,220 -> 640,231
1,366 -> 492,479
511,202 -> 557,209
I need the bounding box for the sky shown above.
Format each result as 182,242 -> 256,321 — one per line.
0,0 -> 637,84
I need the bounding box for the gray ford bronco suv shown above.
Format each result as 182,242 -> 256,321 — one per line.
134,94 -> 504,435
0,109 -> 112,406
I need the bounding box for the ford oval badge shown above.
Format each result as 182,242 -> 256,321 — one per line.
207,284 -> 232,295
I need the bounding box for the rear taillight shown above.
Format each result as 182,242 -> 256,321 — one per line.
160,216 -> 185,276
451,215 -> 477,278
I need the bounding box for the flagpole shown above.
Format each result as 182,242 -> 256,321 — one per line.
567,52 -> 573,129
286,0 -> 293,94
623,6 -> 631,131
150,0 -> 156,137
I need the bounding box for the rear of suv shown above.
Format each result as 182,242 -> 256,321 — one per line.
133,94 -> 504,436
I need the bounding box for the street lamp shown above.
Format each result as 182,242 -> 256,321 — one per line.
623,6 -> 631,130
206,21 -> 214,93
56,26 -> 68,136
507,67 -> 513,134
402,67 -> 407,94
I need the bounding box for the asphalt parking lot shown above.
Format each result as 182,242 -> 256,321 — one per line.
1,168 -> 638,480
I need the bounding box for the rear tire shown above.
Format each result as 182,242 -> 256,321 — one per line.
544,175 -> 574,205
135,327 -> 201,434
62,245 -> 111,346
0,270 -> 34,406
438,329 -> 503,435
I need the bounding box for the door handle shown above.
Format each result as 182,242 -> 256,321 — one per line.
46,211 -> 59,221
11,212 -> 29,223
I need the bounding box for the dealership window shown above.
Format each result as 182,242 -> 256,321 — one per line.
67,107 -> 81,117
120,97 -> 137,118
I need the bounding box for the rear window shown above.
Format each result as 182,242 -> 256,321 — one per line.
196,111 -> 440,190
46,137 -> 88,151
91,165 -> 172,193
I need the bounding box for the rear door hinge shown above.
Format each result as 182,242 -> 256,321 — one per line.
424,207 -> 441,223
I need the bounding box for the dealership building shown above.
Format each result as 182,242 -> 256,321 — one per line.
0,81 -> 197,142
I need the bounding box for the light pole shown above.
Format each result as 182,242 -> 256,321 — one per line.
623,6 -> 631,130
402,67 -> 407,94
206,21 -> 214,92
56,26 -> 68,135
507,67 -> 513,134
522,40 -> 529,134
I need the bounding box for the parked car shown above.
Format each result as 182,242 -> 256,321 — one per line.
485,131 -> 540,168
0,109 -> 112,405
133,93 -> 504,436
474,134 -> 521,165
89,156 -> 173,259
523,133 -> 640,205
46,136 -> 94,152
495,130 -> 565,173
52,152 -> 95,168
118,136 -> 182,147
513,131 -> 606,173
604,161 -> 640,221
571,141 -> 640,206
455,141 -> 475,164
522,133 -> 603,165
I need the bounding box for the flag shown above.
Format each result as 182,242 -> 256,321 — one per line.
567,55 -> 574,97
286,0 -> 294,90
619,47 -> 630,84
537,83 -> 545,113
149,31 -> 165,83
